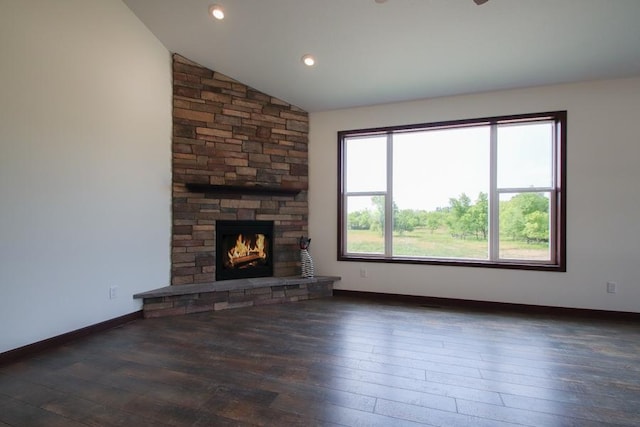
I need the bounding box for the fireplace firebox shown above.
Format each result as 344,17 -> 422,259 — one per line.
215,220 -> 274,281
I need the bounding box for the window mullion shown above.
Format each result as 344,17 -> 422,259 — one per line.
341,143 -> 348,255
549,189 -> 557,264
496,187 -> 554,194
549,123 -> 559,264
344,191 -> 387,197
385,133 -> 393,257
489,123 -> 499,261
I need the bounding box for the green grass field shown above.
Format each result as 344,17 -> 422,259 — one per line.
346,226 -> 549,260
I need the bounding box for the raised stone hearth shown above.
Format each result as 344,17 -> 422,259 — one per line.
134,276 -> 339,318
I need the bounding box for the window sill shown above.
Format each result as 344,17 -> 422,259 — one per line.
339,254 -> 566,272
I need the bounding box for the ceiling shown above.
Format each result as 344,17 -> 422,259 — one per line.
123,0 -> 640,112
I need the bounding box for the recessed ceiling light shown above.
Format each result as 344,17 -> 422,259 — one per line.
301,54 -> 316,67
209,4 -> 224,20
375,0 -> 388,3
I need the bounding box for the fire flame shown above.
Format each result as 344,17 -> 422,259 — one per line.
227,233 -> 266,267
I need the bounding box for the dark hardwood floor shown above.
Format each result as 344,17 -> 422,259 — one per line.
1,296 -> 640,426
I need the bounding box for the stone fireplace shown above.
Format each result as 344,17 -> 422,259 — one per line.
132,54 -> 339,318
170,54 -> 309,286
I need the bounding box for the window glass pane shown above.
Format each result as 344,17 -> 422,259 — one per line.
345,136 -> 386,192
498,192 -> 551,260
497,122 -> 553,189
392,127 -> 489,259
345,195 -> 384,254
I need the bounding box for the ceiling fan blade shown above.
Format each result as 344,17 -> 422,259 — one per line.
473,0 -> 489,5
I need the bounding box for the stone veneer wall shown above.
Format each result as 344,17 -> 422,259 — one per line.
171,54 -> 309,285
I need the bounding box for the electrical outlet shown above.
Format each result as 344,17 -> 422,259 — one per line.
606,282 -> 617,294
109,285 -> 118,299
360,267 -> 368,278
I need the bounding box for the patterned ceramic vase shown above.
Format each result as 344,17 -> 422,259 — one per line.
301,248 -> 314,278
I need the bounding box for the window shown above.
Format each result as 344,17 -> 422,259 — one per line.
338,111 -> 566,271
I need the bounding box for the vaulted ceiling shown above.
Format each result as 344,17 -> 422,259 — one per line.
124,0 -> 640,112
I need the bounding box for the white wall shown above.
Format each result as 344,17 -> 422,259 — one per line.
309,77 -> 640,313
0,0 -> 172,353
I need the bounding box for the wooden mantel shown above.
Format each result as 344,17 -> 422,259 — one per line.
184,183 -> 304,197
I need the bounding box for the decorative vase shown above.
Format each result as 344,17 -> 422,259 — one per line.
300,249 -> 314,278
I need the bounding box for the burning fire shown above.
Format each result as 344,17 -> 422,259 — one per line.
227,233 -> 267,267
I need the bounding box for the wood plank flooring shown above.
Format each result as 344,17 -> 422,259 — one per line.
1,296 -> 640,426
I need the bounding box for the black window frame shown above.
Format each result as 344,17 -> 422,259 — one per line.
337,111 -> 567,272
